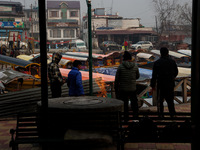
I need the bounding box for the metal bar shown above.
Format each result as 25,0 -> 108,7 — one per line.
192,0 -> 200,149
38,0 -> 48,111
87,0 -> 93,95
38,1 -> 48,148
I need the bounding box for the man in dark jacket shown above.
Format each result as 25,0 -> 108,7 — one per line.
48,52 -> 64,98
67,60 -> 84,96
150,47 -> 178,117
115,51 -> 140,119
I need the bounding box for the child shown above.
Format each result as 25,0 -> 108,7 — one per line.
67,60 -> 84,96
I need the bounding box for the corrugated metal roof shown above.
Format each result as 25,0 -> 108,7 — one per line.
47,1 -> 80,9
95,30 -> 155,35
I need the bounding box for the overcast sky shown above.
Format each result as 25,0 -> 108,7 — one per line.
5,0 -> 192,27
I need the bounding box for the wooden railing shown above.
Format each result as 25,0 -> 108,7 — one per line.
106,76 -> 191,107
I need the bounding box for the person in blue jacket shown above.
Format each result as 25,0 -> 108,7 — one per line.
67,60 -> 84,96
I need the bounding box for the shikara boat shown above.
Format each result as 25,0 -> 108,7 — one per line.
0,54 -> 41,91
0,68 -> 39,91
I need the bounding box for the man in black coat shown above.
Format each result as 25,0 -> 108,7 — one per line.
150,47 -> 178,117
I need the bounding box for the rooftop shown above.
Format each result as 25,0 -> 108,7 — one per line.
0,1 -> 22,5
95,29 -> 156,35
47,1 -> 80,9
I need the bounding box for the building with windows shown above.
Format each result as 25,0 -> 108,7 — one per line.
24,7 -> 40,41
0,1 -> 27,41
47,1 -> 81,48
83,8 -> 157,48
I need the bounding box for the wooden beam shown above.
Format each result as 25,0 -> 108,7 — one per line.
174,96 -> 183,104
143,100 -> 152,107
174,79 -> 183,91
138,86 -> 151,98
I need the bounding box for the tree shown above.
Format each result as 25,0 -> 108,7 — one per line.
153,0 -> 178,41
176,2 -> 192,35
153,0 -> 192,48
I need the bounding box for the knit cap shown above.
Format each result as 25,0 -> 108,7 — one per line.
123,51 -> 132,60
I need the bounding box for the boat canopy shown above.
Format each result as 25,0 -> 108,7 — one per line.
177,50 -> 191,57
48,53 -> 88,61
60,68 -> 115,82
0,68 -> 36,84
0,54 -> 40,68
94,67 -> 191,81
17,55 -> 34,61
137,53 -> 154,59
151,50 -> 188,58
59,59 -> 72,66
64,52 -> 103,59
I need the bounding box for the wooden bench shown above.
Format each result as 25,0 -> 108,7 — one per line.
10,111 -> 122,150
119,112 -> 192,150
9,113 -> 40,150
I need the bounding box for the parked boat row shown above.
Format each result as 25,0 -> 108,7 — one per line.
0,49 -> 191,93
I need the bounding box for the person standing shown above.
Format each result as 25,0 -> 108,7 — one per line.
150,47 -> 178,117
124,40 -> 128,51
48,52 -> 64,98
115,51 -> 140,120
67,60 -> 84,96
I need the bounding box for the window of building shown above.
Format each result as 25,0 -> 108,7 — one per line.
63,29 -> 75,38
12,6 -> 15,12
70,11 -> 78,17
52,29 -> 61,38
70,30 -> 75,37
34,25 -> 36,32
84,22 -> 88,29
50,11 -> 59,17
61,12 -> 67,18
50,30 -> 53,37
63,29 -> 69,38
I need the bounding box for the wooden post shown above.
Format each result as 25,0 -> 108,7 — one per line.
182,78 -> 188,103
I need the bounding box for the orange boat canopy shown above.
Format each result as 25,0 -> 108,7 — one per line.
60,68 -> 115,82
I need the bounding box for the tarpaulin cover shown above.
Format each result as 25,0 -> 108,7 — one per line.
60,66 -> 191,83
60,68 -> 115,82
95,67 -> 153,81
0,68 -> 36,84
0,81 -> 5,90
94,67 -> 191,79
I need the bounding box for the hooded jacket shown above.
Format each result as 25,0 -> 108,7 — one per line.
115,61 -> 140,92
48,53 -> 63,84
67,67 -> 84,96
